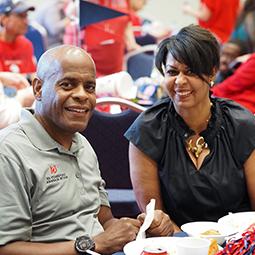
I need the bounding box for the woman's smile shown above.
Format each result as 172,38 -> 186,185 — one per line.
174,90 -> 192,97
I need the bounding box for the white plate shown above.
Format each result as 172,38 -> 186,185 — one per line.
181,221 -> 237,245
124,237 -> 181,255
123,236 -> 222,255
218,211 -> 255,233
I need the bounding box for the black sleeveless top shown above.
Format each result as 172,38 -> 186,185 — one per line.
125,97 -> 255,226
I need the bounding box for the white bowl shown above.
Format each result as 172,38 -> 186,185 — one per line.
218,212 -> 255,233
181,221 -> 237,245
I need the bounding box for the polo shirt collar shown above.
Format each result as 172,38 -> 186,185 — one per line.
19,109 -> 83,153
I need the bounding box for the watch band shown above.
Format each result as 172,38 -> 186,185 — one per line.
75,235 -> 96,255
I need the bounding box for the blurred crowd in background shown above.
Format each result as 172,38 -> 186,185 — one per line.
1,0 -> 255,129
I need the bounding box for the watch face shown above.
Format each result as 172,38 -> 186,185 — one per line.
75,235 -> 95,253
79,239 -> 89,250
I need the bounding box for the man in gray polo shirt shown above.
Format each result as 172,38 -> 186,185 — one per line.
0,45 -> 174,255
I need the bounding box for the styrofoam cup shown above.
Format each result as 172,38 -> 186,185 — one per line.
175,237 -> 210,255
96,71 -> 136,99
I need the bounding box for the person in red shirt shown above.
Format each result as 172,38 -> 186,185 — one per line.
0,0 -> 36,74
215,39 -> 248,84
63,0 -> 140,77
182,0 -> 240,43
211,53 -> 255,113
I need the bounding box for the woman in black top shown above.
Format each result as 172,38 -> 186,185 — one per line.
125,24 -> 255,231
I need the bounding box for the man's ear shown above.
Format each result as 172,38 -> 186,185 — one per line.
32,77 -> 42,101
0,15 -> 8,27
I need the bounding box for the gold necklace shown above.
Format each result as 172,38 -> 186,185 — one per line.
187,136 -> 208,158
186,103 -> 212,158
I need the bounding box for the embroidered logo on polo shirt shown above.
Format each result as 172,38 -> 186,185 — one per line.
46,165 -> 68,184
50,165 -> 58,174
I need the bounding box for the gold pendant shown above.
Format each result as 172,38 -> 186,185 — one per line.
188,136 -> 208,158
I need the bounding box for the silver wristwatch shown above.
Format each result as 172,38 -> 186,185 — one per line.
75,235 -> 96,255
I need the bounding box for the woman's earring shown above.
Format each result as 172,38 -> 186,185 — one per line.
210,80 -> 214,87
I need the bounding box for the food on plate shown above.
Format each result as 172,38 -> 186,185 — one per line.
208,239 -> 219,255
201,229 -> 221,235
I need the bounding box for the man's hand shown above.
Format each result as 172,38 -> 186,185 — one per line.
138,209 -> 174,237
93,217 -> 141,254
16,86 -> 35,107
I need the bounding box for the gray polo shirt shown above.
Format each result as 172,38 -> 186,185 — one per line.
0,109 -> 110,245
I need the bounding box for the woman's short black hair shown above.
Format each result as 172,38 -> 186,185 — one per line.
155,24 -> 220,77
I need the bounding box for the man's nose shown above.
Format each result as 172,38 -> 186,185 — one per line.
73,85 -> 89,100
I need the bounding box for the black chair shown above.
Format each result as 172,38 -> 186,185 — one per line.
81,97 -> 145,218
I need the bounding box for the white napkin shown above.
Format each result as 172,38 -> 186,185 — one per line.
136,199 -> 156,240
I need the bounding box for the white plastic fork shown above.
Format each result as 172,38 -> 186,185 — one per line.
136,199 -> 156,240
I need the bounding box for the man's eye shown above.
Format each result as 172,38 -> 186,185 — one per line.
60,82 -> 73,89
86,84 -> 96,93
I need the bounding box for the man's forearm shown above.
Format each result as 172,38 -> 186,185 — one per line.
0,240 -> 77,255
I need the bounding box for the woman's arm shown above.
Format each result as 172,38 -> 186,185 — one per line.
129,142 -> 163,211
125,22 -> 141,52
244,149 -> 255,210
182,2 -> 211,22
129,143 -> 180,232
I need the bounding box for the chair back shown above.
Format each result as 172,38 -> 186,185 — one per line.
82,106 -> 141,189
80,97 -> 144,217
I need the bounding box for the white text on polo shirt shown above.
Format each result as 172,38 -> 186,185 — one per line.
46,173 -> 68,184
